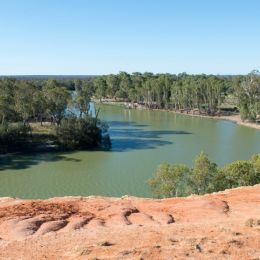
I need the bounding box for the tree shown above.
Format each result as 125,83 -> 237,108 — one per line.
93,77 -> 107,101
73,80 -> 93,117
190,152 -> 217,194
55,115 -> 103,150
148,152 -> 260,198
43,80 -> 70,124
0,77 -> 110,153
222,159 -> 260,188
148,163 -> 190,198
91,72 -> 232,114
32,90 -> 47,125
13,81 -> 38,125
106,74 -> 119,98
0,78 -> 16,124
235,71 -> 260,121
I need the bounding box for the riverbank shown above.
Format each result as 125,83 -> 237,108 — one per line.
0,184 -> 259,259
97,99 -> 260,130
172,110 -> 260,130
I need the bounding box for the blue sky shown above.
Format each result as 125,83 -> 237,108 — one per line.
0,0 -> 259,75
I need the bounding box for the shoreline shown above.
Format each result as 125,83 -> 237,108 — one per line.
97,99 -> 260,130
168,109 -> 260,130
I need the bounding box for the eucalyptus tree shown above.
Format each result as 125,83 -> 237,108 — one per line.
93,77 -> 107,102
32,90 -> 46,125
116,71 -> 132,100
148,163 -> 190,198
131,72 -> 144,103
161,74 -> 173,109
90,72 -> 255,116
0,78 -> 16,124
148,152 -> 260,198
142,78 -> 154,108
13,81 -> 38,125
106,74 -> 119,99
190,151 -> 218,194
234,70 -> 260,121
73,79 -> 93,117
171,79 -> 182,110
43,79 -> 71,124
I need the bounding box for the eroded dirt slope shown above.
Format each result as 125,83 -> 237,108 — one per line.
0,185 -> 259,259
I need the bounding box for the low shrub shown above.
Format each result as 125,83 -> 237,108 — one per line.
55,115 -> 110,150
0,123 -> 30,153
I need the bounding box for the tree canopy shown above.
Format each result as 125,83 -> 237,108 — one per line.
0,77 -> 108,153
148,152 -> 260,198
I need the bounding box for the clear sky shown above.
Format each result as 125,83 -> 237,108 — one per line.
0,0 -> 259,75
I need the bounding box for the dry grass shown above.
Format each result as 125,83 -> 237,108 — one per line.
30,122 -> 54,135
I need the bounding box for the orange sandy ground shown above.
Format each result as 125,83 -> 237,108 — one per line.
0,185 -> 259,259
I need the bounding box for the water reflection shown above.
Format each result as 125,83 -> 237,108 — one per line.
0,153 -> 81,171
107,120 -> 191,152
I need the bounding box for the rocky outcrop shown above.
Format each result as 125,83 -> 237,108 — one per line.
0,185 -> 259,259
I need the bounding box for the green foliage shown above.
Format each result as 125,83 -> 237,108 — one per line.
190,152 -> 217,194
148,152 -> 260,198
0,78 -> 16,124
93,77 -> 107,101
13,81 -> 38,122
43,80 -> 71,124
0,123 -> 30,153
73,79 -> 93,117
234,71 -> 260,121
0,77 -> 108,153
90,72 -> 229,113
221,157 -> 260,188
148,163 -> 190,198
55,116 -> 105,150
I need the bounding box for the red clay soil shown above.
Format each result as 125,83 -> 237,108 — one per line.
0,185 -> 259,260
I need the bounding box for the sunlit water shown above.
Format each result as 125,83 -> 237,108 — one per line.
1,104 -> 260,199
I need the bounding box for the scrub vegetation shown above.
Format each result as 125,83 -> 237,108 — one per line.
148,152 -> 260,198
0,78 -> 109,153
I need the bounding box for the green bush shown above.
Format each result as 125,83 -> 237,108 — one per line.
190,152 -> 218,194
0,123 -> 30,153
148,152 -> 260,198
147,163 -> 190,198
55,115 -> 107,150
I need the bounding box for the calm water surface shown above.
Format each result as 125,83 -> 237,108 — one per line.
1,104 -> 260,199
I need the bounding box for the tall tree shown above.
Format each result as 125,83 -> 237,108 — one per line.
43,79 -> 70,124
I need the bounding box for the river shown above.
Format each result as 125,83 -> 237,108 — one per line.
1,104 -> 260,199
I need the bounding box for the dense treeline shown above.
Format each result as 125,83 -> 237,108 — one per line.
0,78 -> 72,125
89,71 -> 260,121
92,72 -> 229,115
148,152 -> 260,198
1,70 -> 259,152
0,78 -> 108,153
2,71 -> 260,122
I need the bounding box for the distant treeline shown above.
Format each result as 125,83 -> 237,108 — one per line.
89,71 -> 260,121
1,70 -> 260,123
0,75 -> 95,81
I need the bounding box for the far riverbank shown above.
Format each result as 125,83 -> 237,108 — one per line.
96,99 -> 260,130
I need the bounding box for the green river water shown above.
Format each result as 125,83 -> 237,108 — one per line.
1,104 -> 260,199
